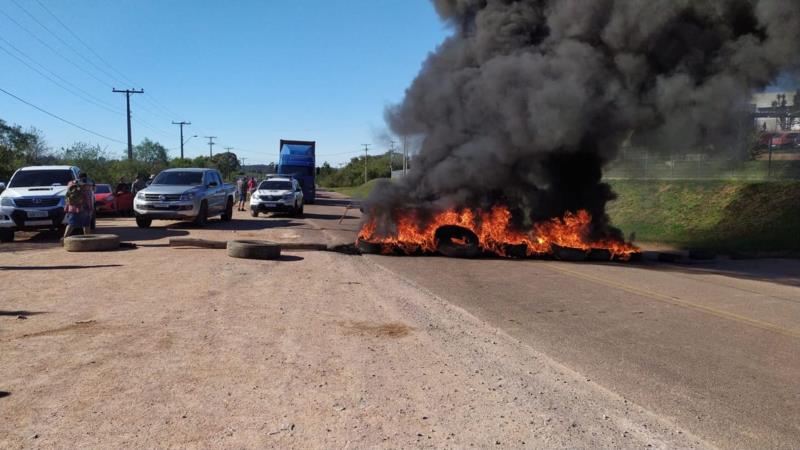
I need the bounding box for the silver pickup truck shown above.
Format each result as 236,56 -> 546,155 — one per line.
133,168 -> 236,228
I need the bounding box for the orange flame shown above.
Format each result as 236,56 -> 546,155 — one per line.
357,206 -> 638,260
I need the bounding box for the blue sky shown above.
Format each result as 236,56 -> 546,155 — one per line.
0,0 -> 449,165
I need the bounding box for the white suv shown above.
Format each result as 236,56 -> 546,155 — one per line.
249,177 -> 304,217
0,165 -> 95,242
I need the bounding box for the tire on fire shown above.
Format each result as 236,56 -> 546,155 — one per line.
63,234 -> 120,252
227,240 -> 281,260
435,226 -> 481,258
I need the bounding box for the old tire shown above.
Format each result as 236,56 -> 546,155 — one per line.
136,216 -> 152,228
64,234 -> 119,252
0,229 -> 14,243
227,240 -> 281,260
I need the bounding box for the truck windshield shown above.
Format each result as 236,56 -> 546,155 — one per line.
152,171 -> 204,185
8,170 -> 74,188
279,165 -> 312,176
259,181 -> 292,190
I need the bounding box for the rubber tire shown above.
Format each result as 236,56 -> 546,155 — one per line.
221,198 -> 233,222
227,240 -> 281,260
136,216 -> 152,228
194,201 -> 208,227
63,234 -> 119,252
250,209 -> 259,218
0,229 -> 14,243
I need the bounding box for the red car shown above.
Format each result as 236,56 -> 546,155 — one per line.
94,183 -> 134,215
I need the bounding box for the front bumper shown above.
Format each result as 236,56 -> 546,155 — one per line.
0,205 -> 66,230
250,200 -> 293,213
134,200 -> 198,220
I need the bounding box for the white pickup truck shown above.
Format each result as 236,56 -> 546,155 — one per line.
0,165 -> 95,242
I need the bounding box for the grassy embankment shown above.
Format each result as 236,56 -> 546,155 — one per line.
327,178 -> 800,252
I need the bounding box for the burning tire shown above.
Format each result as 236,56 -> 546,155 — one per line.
227,240 -> 281,260
356,239 -> 384,255
588,248 -> 612,261
435,226 -> 481,258
63,234 -> 120,252
551,244 -> 589,262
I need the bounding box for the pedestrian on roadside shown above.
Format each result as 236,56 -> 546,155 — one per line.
247,177 -> 256,200
132,175 -> 147,194
237,177 -> 247,211
62,172 -> 93,241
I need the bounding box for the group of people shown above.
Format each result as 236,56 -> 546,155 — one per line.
236,176 -> 257,211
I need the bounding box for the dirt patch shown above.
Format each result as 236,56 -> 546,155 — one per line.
338,320 -> 413,338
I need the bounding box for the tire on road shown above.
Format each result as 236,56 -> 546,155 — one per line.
63,234 -> 120,252
227,240 -> 281,260
136,215 -> 152,228
194,201 -> 208,227
0,229 -> 14,243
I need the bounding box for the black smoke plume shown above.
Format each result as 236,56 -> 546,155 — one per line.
364,0 -> 800,239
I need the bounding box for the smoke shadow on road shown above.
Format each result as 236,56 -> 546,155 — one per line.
0,310 -> 48,317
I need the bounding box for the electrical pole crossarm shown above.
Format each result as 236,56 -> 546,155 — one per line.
113,88 -> 144,160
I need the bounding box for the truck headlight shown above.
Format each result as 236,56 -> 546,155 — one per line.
180,192 -> 195,201
282,193 -> 294,201
0,197 -> 14,207
136,192 -> 145,200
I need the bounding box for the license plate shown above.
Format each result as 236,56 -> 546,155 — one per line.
26,210 -> 48,218
25,220 -> 51,226
153,203 -> 169,209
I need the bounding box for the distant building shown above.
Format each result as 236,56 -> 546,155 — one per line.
752,90 -> 800,131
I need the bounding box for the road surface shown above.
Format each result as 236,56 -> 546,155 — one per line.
0,190 -> 797,448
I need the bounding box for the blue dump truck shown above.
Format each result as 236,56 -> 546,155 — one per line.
277,139 -> 316,204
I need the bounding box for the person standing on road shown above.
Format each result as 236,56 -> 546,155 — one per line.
237,177 -> 247,211
62,172 -> 93,240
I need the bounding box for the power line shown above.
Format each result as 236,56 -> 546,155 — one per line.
10,0 -> 119,87
0,40 -> 123,116
362,144 -> 370,184
23,0 -> 183,122
0,7 -> 112,88
0,86 -> 124,144
32,0 -> 138,87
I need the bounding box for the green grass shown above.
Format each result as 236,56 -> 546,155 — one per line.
608,180 -> 800,251
326,178 -> 385,199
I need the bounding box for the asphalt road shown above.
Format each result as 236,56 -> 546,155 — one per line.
366,255 -> 800,449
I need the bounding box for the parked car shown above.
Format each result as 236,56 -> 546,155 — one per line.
133,168 -> 236,228
250,176 -> 304,217
0,165 -> 95,242
94,183 -> 134,216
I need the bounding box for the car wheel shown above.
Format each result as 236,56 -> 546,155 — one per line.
0,229 -> 14,243
250,209 -> 259,218
135,215 -> 152,228
194,201 -> 208,227
221,198 -> 233,221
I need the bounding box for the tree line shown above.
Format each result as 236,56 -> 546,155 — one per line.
0,118 -> 240,184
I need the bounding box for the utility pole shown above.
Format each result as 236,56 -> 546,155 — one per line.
362,144 -> 370,184
204,136 -> 217,157
172,121 -> 191,159
389,139 -> 396,174
403,135 -> 408,174
113,88 -> 144,160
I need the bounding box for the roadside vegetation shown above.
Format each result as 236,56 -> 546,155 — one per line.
608,180 -> 800,252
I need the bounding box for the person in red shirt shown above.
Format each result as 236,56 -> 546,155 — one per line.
247,177 -> 256,200
63,172 -> 93,240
